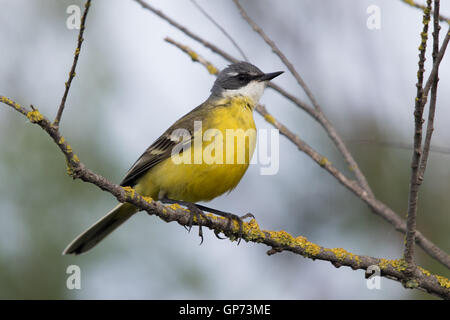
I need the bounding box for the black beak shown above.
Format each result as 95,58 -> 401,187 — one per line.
258,71 -> 284,81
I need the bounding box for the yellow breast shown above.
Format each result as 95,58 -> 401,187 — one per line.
135,96 -> 257,202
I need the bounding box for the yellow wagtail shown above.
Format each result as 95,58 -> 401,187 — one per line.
63,62 -> 283,255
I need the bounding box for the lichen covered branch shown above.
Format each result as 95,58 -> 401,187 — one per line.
53,0 -> 91,128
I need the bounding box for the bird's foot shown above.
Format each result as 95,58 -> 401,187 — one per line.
207,210 -> 255,245
159,197 -> 254,244
185,202 -> 207,245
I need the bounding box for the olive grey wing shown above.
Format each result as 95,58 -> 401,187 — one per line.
119,101 -> 211,187
119,128 -> 193,187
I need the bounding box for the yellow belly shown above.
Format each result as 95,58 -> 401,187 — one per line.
135,97 -> 257,202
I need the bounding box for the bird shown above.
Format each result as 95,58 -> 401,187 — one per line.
63,61 -> 283,255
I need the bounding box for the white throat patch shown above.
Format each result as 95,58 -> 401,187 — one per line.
222,80 -> 266,104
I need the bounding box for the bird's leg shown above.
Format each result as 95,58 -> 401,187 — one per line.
193,204 -> 254,244
185,202 -> 205,245
159,197 -> 207,244
160,197 -> 254,244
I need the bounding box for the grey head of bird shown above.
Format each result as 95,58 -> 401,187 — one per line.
210,61 -> 283,103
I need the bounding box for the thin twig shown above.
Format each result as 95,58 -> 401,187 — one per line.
266,82 -> 317,118
1,95 -> 449,299
134,0 -> 237,62
164,40 -> 450,270
418,0 -> 442,183
405,0 -> 433,273
421,27 -> 450,107
189,0 -> 248,61
53,0 -> 91,128
165,37 -> 219,75
401,0 -> 450,24
232,0 -> 374,198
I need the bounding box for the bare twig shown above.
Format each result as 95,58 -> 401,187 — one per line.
401,0 -> 450,24
266,82 -> 317,118
232,0 -> 374,198
53,0 -> 91,128
165,40 -> 450,270
421,27 -> 450,107
418,0 -> 442,183
165,37 -> 219,75
405,0 -> 433,272
1,95 -> 449,299
404,3 -> 450,273
189,0 -> 248,61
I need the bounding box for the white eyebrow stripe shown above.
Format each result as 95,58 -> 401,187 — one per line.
227,71 -> 238,76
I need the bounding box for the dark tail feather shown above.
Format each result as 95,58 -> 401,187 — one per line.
63,203 -> 137,255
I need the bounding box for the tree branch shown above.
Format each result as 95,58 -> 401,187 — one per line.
404,2 -> 450,274
418,0 -> 442,183
1,95 -> 449,299
404,0 -> 433,273
53,0 -> 91,128
420,26 -> 450,108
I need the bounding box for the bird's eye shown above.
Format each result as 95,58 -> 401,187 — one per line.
237,74 -> 247,82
